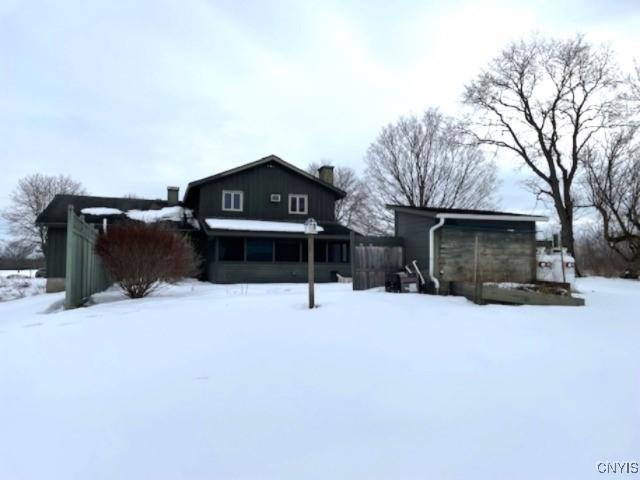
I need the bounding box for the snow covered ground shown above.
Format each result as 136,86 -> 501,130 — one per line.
0,269 -> 38,278
0,269 -> 44,302
0,278 -> 638,479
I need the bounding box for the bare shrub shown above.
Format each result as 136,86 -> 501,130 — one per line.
95,223 -> 200,298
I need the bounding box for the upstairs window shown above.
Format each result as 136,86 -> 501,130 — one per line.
288,194 -> 308,214
222,190 -> 243,212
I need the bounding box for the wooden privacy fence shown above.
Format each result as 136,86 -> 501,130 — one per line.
65,206 -> 111,309
352,235 -> 404,290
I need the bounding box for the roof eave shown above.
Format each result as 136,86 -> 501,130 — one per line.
436,213 -> 548,222
387,205 -> 548,222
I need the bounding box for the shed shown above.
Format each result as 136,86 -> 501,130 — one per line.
389,206 -> 548,292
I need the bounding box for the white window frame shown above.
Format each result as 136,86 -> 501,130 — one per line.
288,194 -> 308,215
222,190 -> 243,212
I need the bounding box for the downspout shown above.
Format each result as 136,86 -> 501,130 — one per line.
429,216 -> 446,293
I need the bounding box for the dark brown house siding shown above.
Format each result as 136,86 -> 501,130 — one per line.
197,162 -> 338,221
45,227 -> 67,278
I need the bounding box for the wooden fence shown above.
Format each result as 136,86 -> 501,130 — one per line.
351,235 -> 404,290
65,206 -> 111,309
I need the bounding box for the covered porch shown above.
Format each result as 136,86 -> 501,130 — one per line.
202,218 -> 352,283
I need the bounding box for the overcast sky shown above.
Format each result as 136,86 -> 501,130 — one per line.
1,0 -> 639,238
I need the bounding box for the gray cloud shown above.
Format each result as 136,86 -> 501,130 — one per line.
1,0 -> 638,240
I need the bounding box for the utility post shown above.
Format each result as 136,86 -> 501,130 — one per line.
304,218 -> 318,309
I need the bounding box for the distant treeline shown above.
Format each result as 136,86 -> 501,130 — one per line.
0,257 -> 45,271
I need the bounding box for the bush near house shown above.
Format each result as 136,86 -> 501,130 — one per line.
95,222 -> 200,298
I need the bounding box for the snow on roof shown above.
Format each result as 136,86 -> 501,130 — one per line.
81,207 -> 123,216
127,206 -> 188,223
205,218 -> 324,233
80,206 -> 199,229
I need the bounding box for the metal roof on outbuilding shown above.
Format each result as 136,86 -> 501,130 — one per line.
387,205 -> 548,222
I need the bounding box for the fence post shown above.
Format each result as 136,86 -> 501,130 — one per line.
473,234 -> 482,304
64,205 -> 110,309
64,205 -> 75,309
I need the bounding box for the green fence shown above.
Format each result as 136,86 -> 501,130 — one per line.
65,206 -> 111,309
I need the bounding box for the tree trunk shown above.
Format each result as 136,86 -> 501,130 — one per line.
626,248 -> 640,279
555,201 -> 581,276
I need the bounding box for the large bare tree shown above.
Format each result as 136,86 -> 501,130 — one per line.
463,35 -> 624,264
582,128 -> 640,277
631,64 -> 640,106
307,161 -> 373,233
0,239 -> 35,263
365,108 -> 498,231
2,174 -> 86,255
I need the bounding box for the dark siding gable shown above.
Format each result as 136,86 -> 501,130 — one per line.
198,162 -> 337,221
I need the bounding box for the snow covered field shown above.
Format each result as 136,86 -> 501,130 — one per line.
0,278 -> 638,479
0,269 -> 44,302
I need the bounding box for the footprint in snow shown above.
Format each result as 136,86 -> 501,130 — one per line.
23,322 -> 44,328
195,376 -> 209,381
58,322 -> 76,327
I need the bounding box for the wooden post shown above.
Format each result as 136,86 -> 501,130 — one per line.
308,234 -> 315,308
64,205 -> 75,309
559,246 -> 566,283
473,234 -> 481,304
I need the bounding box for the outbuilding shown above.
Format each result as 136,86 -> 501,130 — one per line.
389,206 -> 548,292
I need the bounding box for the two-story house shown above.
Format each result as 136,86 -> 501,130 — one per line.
36,155 -> 353,291
183,155 -> 352,283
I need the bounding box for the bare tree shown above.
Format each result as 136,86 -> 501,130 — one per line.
582,128 -> 640,277
2,174 -> 86,255
628,64 -> 640,116
631,64 -> 640,103
463,35 -> 625,268
0,239 -> 35,263
307,161 -> 372,233
575,223 -> 629,277
365,108 -> 498,231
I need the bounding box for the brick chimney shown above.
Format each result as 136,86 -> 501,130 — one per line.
318,166 -> 334,185
167,186 -> 179,206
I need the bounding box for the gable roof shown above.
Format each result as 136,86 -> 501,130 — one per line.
36,194 -> 170,225
184,154 -> 346,205
387,205 -> 548,222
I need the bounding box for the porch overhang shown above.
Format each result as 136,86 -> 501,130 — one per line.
202,218 -> 352,239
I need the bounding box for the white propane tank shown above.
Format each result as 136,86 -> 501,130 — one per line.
536,248 -> 555,282
551,248 -> 576,288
